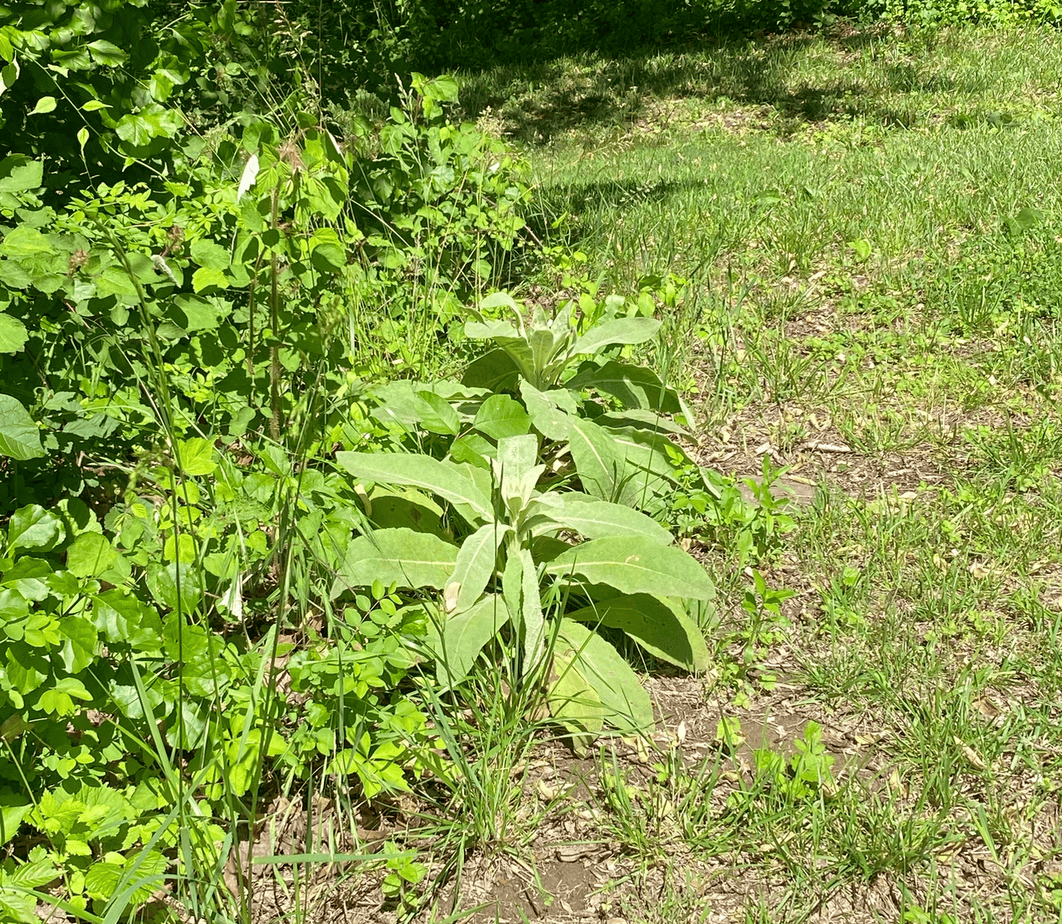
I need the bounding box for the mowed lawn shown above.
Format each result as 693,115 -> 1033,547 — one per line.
434,25 -> 1062,924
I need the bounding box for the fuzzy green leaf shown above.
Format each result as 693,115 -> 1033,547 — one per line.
565,594 -> 710,672
530,493 -> 673,545
566,417 -> 627,502
548,642 -> 604,754
473,394 -> 531,440
429,594 -> 510,688
570,317 -> 660,357
333,528 -> 458,598
445,523 -> 504,614
565,360 -> 688,417
336,452 -> 494,524
555,617 -> 654,734
461,347 -> 519,392
546,537 -> 715,601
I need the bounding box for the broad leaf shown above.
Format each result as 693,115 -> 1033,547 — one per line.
465,320 -> 535,379
365,488 -> 447,537
565,594 -> 710,672
333,528 -> 458,597
0,395 -> 44,460
521,383 -> 574,441
7,505 -> 63,552
503,547 -> 545,673
548,642 -> 604,754
0,156 -> 42,194
529,493 -> 673,545
473,394 -> 531,440
494,434 -> 543,513
565,360 -> 689,418
570,317 -> 661,357
607,426 -> 684,511
428,594 -> 510,688
461,347 -> 520,392
545,537 -> 715,602
556,618 -> 654,734
336,452 -> 494,524
567,417 -> 627,502
414,389 -> 460,436
445,523 -> 504,613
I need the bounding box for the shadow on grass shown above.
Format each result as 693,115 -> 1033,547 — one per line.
456,29 -> 956,142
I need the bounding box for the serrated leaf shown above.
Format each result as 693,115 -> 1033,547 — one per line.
146,562 -> 204,612
190,238 -> 230,271
7,505 -> 63,551
565,594 -> 710,671
170,294 -> 222,331
332,528 -> 458,598
177,437 -> 216,476
0,156 -> 42,194
59,616 -> 97,674
545,536 -> 715,602
0,395 -> 44,460
66,532 -> 117,578
191,265 -> 228,292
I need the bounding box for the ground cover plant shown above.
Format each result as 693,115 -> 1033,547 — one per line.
4,2 -> 1062,924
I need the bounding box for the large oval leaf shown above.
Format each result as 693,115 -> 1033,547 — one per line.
567,417 -> 625,502
445,523 -> 505,613
565,594 -> 710,672
545,537 -> 714,602
332,528 -> 458,598
0,395 -> 44,460
336,452 -> 493,524
555,618 -> 654,734
569,317 -> 660,357
564,360 -> 688,418
428,594 -> 510,689
530,493 -> 673,545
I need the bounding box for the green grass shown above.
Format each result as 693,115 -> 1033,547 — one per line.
394,22 -> 1062,924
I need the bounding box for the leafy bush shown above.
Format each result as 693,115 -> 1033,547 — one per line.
0,73 -> 532,508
